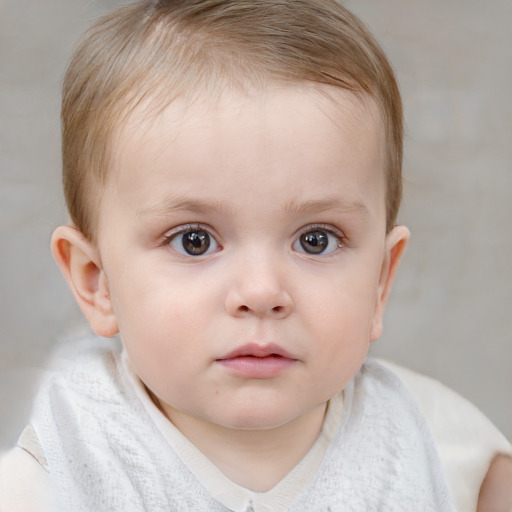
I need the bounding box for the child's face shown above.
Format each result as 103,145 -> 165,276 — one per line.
94,86 -> 406,430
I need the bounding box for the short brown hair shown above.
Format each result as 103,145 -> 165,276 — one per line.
62,0 -> 403,240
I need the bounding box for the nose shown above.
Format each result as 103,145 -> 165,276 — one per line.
224,254 -> 294,319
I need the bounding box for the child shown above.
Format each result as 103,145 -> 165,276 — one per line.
0,0 -> 510,510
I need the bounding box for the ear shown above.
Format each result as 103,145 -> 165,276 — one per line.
51,225 -> 119,338
370,225 -> 410,342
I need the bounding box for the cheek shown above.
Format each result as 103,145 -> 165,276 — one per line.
117,291 -> 202,406
110,259 -> 213,327
301,268 -> 380,375
303,267 -> 380,331
109,265 -> 221,368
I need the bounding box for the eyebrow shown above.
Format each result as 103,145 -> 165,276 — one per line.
284,197 -> 369,219
137,196 -> 369,220
137,197 -> 232,217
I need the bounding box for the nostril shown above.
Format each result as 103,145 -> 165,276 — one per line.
237,305 -> 285,314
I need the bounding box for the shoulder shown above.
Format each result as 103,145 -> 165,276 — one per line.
378,359 -> 511,456
477,453 -> 512,511
0,427 -> 55,512
377,358 -> 511,512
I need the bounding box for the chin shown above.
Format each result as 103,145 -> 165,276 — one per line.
216,405 -> 302,431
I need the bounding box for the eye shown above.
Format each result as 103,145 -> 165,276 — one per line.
293,227 -> 342,255
167,227 -> 220,256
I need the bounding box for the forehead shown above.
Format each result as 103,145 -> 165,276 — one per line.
113,84 -> 385,164
125,83 -> 382,136
104,85 -> 386,223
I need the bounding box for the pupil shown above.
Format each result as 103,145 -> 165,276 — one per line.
183,230 -> 210,255
300,230 -> 328,254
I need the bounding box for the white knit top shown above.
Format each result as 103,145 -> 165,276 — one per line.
0,337 -> 509,511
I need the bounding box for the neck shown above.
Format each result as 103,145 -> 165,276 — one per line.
158,400 -> 328,492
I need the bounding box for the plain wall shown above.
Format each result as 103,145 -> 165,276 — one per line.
1,0 -> 511,449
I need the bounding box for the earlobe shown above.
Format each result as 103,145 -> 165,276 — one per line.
51,226 -> 119,338
370,225 -> 410,342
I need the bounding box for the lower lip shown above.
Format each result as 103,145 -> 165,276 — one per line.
217,355 -> 296,379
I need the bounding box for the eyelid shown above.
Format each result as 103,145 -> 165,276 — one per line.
163,223 -> 207,238
161,223 -> 222,255
295,223 -> 346,241
293,223 -> 346,255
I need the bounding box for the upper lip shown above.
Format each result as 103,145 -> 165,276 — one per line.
217,343 -> 296,360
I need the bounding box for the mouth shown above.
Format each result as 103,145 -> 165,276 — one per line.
219,342 -> 295,360
216,343 -> 298,379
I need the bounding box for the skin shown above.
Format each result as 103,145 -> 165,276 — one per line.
53,85 -> 410,492
477,454 -> 512,512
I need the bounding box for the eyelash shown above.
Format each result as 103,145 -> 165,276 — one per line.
162,224 -> 221,254
162,223 -> 208,242
295,223 -> 344,240
293,224 -> 346,255
161,223 -> 346,257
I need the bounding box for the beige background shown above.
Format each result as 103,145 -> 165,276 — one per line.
1,0 -> 511,449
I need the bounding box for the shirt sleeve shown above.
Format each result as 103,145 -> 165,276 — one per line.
379,359 -> 512,512
0,427 -> 55,512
